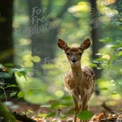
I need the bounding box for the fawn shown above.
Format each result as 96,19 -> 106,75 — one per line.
57,39 -> 95,122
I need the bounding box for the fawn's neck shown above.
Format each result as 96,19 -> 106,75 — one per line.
71,63 -> 82,79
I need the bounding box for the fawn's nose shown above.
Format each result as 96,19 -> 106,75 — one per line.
71,56 -> 77,63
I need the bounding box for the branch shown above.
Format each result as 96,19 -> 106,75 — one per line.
101,102 -> 115,114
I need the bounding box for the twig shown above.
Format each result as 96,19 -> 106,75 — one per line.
101,102 -> 115,114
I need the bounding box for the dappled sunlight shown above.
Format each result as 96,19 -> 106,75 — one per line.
18,38 -> 31,46
0,0 -> 122,121
16,73 -> 65,104
68,2 -> 90,13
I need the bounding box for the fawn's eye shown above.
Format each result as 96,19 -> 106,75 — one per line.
79,53 -> 82,56
66,53 -> 70,56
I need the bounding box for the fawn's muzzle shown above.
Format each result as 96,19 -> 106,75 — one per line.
71,56 -> 77,63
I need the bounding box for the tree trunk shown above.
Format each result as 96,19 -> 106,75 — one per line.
89,0 -> 103,95
0,0 -> 20,99
0,0 -> 14,64
26,0 -> 73,77
26,0 -> 59,77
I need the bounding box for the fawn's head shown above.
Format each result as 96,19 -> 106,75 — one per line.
57,39 -> 91,66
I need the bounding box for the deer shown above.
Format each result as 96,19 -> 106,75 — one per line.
57,39 -> 95,122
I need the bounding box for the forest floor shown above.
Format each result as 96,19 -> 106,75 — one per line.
4,98 -> 122,122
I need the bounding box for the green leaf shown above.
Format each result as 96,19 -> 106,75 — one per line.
100,38 -> 113,42
27,109 -> 34,113
10,92 -> 17,97
16,71 -> 27,80
62,95 -> 72,100
90,63 -> 97,67
117,51 -> 122,56
46,112 -> 56,117
17,91 -> 24,98
38,113 -> 48,118
6,84 -> 17,88
100,87 -> 108,90
51,102 -> 66,109
26,89 -> 33,96
77,110 -> 93,120
4,63 -> 15,68
16,71 -> 24,77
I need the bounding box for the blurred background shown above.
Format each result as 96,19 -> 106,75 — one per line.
0,0 -> 122,107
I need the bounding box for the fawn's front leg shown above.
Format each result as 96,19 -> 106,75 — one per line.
72,95 -> 79,122
79,95 -> 89,122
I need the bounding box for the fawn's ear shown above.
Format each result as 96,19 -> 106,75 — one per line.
80,39 -> 91,50
57,39 -> 69,50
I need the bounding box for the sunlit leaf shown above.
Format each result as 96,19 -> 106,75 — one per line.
26,89 -> 33,96
90,63 -> 97,67
100,38 -> 113,42
24,61 -> 33,67
112,91 -> 117,94
27,109 -> 34,113
117,51 -> 122,56
68,2 -> 90,13
16,70 -> 27,80
102,54 -> 111,60
38,113 -> 47,118
100,87 -> 108,90
55,90 -> 64,98
19,38 -> 31,45
17,91 -> 24,98
16,71 -> 25,77
23,54 -> 32,61
60,114 -> 67,119
32,56 -> 41,62
95,57 -> 109,62
51,102 -> 66,109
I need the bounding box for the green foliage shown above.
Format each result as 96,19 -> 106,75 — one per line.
12,0 -> 122,106
12,0 -> 93,104
0,64 -> 33,100
0,102 -> 16,122
77,110 -> 93,120
93,37 -> 122,96
46,112 -> 56,118
17,91 -> 24,98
